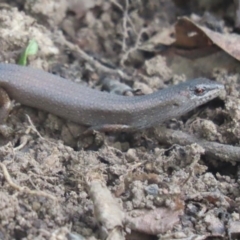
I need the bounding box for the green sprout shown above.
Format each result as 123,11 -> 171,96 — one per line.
18,39 -> 39,66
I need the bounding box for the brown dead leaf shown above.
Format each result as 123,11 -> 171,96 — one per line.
125,208 -> 182,235
175,17 -> 240,61
175,17 -> 211,48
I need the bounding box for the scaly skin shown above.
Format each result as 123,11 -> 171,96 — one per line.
0,63 -> 224,131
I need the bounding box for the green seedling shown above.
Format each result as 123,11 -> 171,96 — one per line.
18,39 -> 38,66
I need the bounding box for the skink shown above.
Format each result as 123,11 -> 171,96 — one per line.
0,63 -> 224,131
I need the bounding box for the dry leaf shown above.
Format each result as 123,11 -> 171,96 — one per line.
125,208 -> 182,235
175,17 -> 240,61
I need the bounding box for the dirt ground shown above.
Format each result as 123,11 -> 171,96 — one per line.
0,0 -> 240,239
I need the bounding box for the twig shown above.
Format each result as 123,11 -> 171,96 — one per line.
110,0 -> 124,11
186,191 -> 234,208
120,28 -> 147,66
13,135 -> 30,151
122,10 -> 128,52
86,172 -> 125,239
0,163 -> 56,200
154,127 -> 240,163
111,0 -> 141,65
122,0 -> 130,52
25,114 -> 43,139
110,0 -> 137,35
60,36 -> 132,80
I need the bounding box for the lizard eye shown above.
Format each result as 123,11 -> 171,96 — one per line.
194,87 -> 206,96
